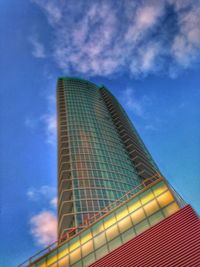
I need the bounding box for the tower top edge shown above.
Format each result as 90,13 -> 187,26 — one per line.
57,76 -> 102,88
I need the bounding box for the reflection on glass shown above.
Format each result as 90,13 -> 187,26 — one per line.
94,232 -> 106,249
116,206 -> 129,221
148,211 -> 164,226
143,200 -> 159,216
57,255 -> 69,267
135,219 -> 149,235
108,236 -> 122,252
104,214 -> 117,229
163,202 -> 179,217
106,224 -> 119,241
118,215 -> 133,233
140,189 -> 154,205
121,228 -> 136,243
127,197 -> 141,213
69,248 -> 81,265
152,181 -> 168,196
81,239 -> 94,257
131,208 -> 145,225
157,191 -> 174,208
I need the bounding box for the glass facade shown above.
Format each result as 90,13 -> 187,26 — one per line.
29,179 -> 180,267
57,78 -> 156,237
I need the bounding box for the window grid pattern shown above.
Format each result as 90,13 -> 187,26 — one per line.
58,78 -> 142,235
32,180 -> 180,267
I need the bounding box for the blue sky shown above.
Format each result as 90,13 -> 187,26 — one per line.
0,0 -> 200,266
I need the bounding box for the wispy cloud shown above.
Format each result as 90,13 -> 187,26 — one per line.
30,211 -> 57,246
31,0 -> 200,77
50,197 -> 57,208
121,88 -> 144,117
29,34 -> 46,58
27,185 -> 56,201
25,94 -> 57,146
40,113 -> 57,145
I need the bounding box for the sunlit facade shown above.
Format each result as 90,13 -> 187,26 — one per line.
57,77 -> 159,238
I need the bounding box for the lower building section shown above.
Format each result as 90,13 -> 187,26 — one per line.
90,205 -> 200,267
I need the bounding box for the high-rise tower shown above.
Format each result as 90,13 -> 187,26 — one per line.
57,77 -> 160,238
18,77 -> 200,267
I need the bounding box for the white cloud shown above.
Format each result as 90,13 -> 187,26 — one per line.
30,211 -> 57,246
50,197 -> 57,208
27,185 -> 56,201
31,0 -> 62,25
122,88 -> 144,117
31,0 -> 200,77
41,113 -> 57,145
29,34 -> 46,58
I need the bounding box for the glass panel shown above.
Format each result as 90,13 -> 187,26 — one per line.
157,191 -> 174,208
69,248 -> 81,265
135,219 -> 149,235
71,260 -> 82,267
152,181 -> 168,196
131,208 -> 145,225
163,202 -> 179,217
148,211 -> 164,226
108,236 -> 122,252
81,239 -> 94,257
58,255 -> 69,267
47,250 -> 57,266
69,236 -> 80,252
115,205 -> 129,221
95,244 -> 108,260
80,229 -> 92,244
36,258 -> 46,267
127,197 -> 141,213
118,215 -> 133,233
58,244 -> 68,259
140,189 -> 154,205
94,232 -> 106,249
143,200 -> 159,216
106,224 -> 119,241
92,221 -> 104,236
121,228 -> 136,243
83,252 -> 95,266
103,213 -> 117,229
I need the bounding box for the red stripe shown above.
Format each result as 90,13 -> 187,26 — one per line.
90,205 -> 200,267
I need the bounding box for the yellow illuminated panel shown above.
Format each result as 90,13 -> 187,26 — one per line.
157,191 -> 174,208
116,206 -> 129,221
118,215 -> 133,233
47,254 -> 57,266
131,208 -> 145,225
105,224 -> 119,241
140,190 -> 154,205
93,232 -> 106,249
104,215 -> 117,229
81,232 -> 92,244
153,182 -> 168,196
127,198 -> 141,213
163,202 -> 179,217
69,248 -> 81,265
69,239 -> 80,252
58,247 -> 68,259
57,255 -> 69,267
81,239 -> 94,257
92,222 -> 104,236
37,261 -> 46,267
143,199 -> 159,216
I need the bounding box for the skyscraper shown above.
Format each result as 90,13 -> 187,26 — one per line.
57,77 -> 160,238
18,77 -> 200,267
